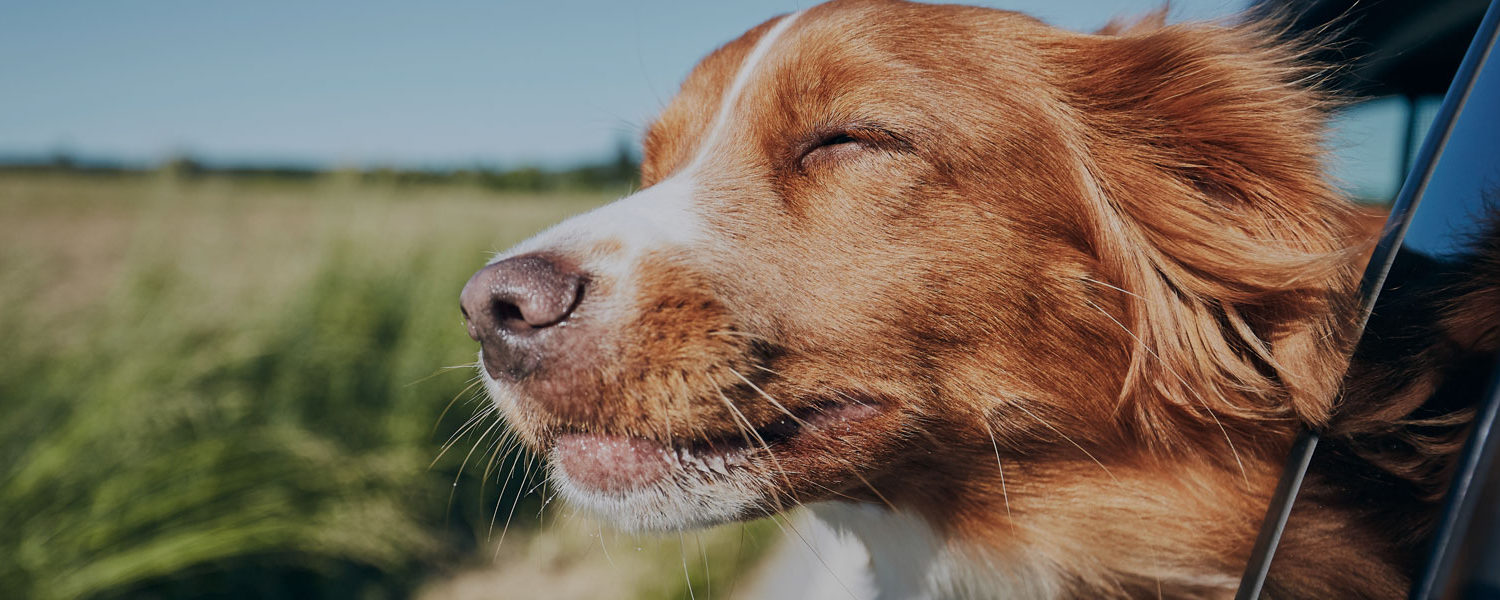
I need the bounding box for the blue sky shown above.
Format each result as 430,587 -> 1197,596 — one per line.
2,0 -> 1248,168
1400,51 -> 1500,258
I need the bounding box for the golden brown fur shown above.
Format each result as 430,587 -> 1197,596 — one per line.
473,1 -> 1496,597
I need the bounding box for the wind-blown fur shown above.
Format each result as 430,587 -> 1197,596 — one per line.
469,2 -> 1496,597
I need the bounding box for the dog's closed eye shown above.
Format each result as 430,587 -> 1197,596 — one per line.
797,122 -> 920,171
799,131 -> 869,169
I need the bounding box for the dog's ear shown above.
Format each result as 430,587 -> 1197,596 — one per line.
1055,22 -> 1376,435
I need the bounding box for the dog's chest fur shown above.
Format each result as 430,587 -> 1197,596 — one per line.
809,503 -> 1067,600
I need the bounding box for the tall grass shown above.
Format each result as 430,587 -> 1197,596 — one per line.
0,173 -> 773,600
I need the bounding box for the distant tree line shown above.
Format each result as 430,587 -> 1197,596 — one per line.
0,143 -> 641,193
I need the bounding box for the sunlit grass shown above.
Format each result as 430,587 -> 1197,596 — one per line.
0,172 -> 775,600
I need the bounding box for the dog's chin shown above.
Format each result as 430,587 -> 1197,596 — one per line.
482,373 -> 887,531
548,434 -> 773,531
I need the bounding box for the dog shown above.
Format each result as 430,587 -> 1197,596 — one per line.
459,1 -> 1498,597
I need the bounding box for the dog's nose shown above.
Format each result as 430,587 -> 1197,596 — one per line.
460,254 -> 585,380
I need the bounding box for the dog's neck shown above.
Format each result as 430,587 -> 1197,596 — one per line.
808,455 -> 1275,599
808,500 -> 1252,599
807,452 -> 1415,599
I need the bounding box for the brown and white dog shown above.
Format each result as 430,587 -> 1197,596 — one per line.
459,1 -> 1497,597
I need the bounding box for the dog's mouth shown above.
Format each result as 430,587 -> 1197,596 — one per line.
550,399 -> 882,494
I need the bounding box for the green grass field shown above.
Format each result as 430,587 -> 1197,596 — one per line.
0,172 -> 777,600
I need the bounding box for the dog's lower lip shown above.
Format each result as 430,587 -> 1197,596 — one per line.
553,432 -> 753,493
553,433 -> 675,493
552,400 -> 882,493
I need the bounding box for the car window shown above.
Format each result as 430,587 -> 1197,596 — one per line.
1245,2 -> 1500,598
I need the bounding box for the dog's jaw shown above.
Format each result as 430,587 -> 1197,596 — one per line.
482,370 -> 765,530
484,368 -> 894,532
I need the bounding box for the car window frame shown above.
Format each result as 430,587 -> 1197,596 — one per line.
1234,2 -> 1500,597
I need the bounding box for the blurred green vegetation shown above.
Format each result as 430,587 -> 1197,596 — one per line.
0,171 -> 776,600
3,141 -> 641,194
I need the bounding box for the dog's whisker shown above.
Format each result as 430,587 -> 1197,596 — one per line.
537,478 -> 557,522
707,377 -> 759,450
494,452 -> 541,558
441,412 -> 506,529
792,421 -> 900,512
1009,401 -> 1117,484
803,479 -> 866,503
480,429 -> 521,485
452,415 -> 507,485
715,388 -> 800,510
524,473 -> 550,497
597,522 -> 614,567
1008,399 -> 1169,597
486,435 -> 528,540
405,363 -> 480,390
729,367 -> 809,428
438,392 -> 497,447
430,377 -> 486,436
484,439 -> 525,542
981,419 -> 1018,537
1080,275 -> 1144,299
725,523 -> 748,599
431,404 -> 497,467
476,429 -> 516,515
763,510 -> 862,600
846,469 -> 897,512
696,532 -> 712,598
678,531 -> 697,600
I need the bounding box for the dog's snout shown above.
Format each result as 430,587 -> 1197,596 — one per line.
460,254 -> 585,380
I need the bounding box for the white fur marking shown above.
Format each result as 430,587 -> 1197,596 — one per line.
492,10 -> 803,287
504,175 -> 699,286
810,503 -> 1068,600
683,10 -> 803,174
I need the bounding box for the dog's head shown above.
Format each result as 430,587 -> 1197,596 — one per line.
461,0 -> 1370,532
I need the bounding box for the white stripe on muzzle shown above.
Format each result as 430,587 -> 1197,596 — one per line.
498,10 -> 804,286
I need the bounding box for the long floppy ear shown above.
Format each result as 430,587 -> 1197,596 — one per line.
1054,20 -> 1377,436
